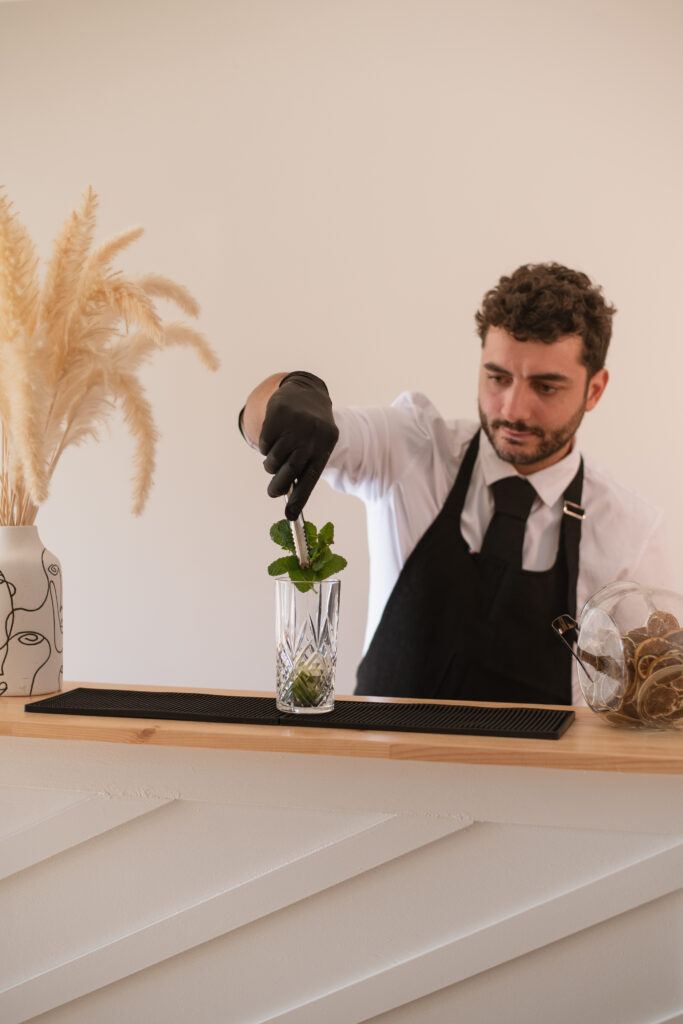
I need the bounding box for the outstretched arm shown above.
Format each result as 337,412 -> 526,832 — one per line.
240,372 -> 287,447
239,371 -> 339,519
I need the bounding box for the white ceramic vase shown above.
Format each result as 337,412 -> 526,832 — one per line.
0,526 -> 63,696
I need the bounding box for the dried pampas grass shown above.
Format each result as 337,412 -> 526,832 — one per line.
0,187 -> 220,524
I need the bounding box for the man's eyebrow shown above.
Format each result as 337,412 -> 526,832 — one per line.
483,362 -> 571,383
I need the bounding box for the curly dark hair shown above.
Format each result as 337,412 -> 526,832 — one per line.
475,263 -> 616,377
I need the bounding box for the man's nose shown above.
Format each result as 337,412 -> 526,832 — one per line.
501,382 -> 533,423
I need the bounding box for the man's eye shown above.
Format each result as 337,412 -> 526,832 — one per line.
488,375 -> 508,386
535,382 -> 558,395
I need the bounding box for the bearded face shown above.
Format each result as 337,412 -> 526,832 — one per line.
477,327 -> 608,475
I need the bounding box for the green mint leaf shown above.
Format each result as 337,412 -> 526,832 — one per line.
267,555 -> 300,577
293,581 -> 315,593
315,553 -> 347,581
289,563 -> 317,582
288,671 -> 324,704
270,519 -> 295,553
311,548 -> 334,572
269,517 -> 347,587
319,522 -> 334,546
288,563 -> 318,593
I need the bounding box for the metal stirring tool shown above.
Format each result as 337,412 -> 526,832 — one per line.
287,486 -> 310,568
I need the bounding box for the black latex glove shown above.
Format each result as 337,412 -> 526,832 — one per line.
259,371 -> 339,520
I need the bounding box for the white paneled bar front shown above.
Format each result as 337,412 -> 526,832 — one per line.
0,684 -> 681,1024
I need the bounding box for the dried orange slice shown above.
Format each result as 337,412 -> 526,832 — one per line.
633,637 -> 672,679
648,652 -> 683,675
621,669 -> 637,706
626,627 -> 649,645
637,662 -> 683,723
638,674 -> 683,722
664,628 -> 683,649
646,610 -> 680,636
642,685 -> 680,720
621,635 -> 637,660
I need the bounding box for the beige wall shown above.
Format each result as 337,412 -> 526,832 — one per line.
1,0 -> 682,693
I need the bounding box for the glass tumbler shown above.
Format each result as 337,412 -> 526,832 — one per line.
275,578 -> 340,713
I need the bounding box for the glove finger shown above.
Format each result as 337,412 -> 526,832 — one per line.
267,458 -> 305,500
258,406 -> 289,455
258,422 -> 279,456
261,435 -> 301,475
284,461 -> 322,520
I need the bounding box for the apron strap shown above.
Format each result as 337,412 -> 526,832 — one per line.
561,458 -> 584,620
442,429 -> 480,521
448,430 -> 583,619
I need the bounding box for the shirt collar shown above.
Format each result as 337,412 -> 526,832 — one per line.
478,429 -> 582,507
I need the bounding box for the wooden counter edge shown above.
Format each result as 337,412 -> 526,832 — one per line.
1,682 -> 681,775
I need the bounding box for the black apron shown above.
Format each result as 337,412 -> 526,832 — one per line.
355,430 -> 583,704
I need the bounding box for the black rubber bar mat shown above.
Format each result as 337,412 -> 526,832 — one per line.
25,687 -> 574,740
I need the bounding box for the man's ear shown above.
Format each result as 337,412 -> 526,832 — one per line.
585,368 -> 609,411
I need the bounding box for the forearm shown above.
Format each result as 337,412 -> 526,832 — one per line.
239,370 -> 338,518
240,372 -> 288,446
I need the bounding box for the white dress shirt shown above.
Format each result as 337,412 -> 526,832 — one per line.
322,392 -> 675,704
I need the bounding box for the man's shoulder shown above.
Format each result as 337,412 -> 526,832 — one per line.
579,452 -> 674,593
390,391 -> 478,444
329,392 -> 477,492
327,392 -> 476,499
582,453 -> 664,528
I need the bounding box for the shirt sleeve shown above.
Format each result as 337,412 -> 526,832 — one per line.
578,461 -> 680,617
322,393 -> 441,502
625,510 -> 678,592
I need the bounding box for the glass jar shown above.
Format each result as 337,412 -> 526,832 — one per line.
556,581 -> 683,729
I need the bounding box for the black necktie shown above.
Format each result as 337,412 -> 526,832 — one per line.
480,476 -> 536,568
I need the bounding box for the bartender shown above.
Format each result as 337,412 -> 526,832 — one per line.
240,262 -> 673,705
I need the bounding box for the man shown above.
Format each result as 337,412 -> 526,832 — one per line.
240,263 -> 672,705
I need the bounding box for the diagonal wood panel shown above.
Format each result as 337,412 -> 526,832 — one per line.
18,886 -> 683,1024
358,889 -> 683,1024
3,739 -> 683,836
0,790 -> 90,840
258,842 -> 682,1024
0,805 -> 469,1023
0,739 -> 680,1024
0,792 -> 172,881
4,818 -> 681,1024
0,800 -> 395,990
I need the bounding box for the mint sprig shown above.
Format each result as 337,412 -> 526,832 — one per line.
268,518 -> 347,592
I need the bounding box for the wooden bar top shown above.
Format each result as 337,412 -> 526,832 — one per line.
1,682 -> 681,774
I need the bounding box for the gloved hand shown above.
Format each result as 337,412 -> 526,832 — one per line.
259,371 -> 339,520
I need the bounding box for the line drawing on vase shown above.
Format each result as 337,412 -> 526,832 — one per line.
0,549 -> 63,696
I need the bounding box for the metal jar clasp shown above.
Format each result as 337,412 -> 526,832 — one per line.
552,613 -> 595,682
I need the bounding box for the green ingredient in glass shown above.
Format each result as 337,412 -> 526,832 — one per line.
268,518 -> 347,593
285,669 -> 326,706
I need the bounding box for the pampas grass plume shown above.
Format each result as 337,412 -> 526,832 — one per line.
0,187 -> 220,524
